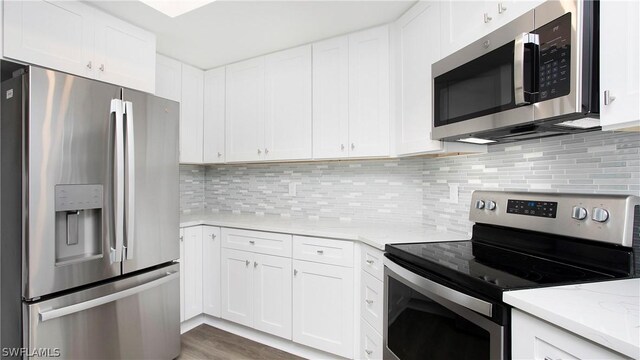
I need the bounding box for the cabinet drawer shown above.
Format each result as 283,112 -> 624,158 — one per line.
360,318 -> 383,360
361,270 -> 383,332
361,245 -> 384,281
221,228 -> 292,257
292,236 -> 354,267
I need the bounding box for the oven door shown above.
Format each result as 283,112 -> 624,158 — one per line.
432,9 -> 537,142
383,258 -> 504,360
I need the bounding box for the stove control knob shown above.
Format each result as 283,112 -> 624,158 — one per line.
475,200 -> 485,209
486,201 -> 496,211
592,207 -> 609,223
571,206 -> 587,220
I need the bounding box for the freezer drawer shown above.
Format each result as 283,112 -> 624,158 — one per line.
24,264 -> 180,360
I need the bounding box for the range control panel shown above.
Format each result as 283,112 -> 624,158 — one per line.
535,12 -> 571,101
506,199 -> 558,218
469,191 -> 640,248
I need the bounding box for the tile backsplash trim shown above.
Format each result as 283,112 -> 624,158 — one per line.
180,131 -> 640,235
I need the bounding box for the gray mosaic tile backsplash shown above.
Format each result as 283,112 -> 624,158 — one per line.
180,131 -> 640,234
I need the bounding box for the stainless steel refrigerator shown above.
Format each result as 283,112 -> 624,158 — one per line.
0,61 -> 180,359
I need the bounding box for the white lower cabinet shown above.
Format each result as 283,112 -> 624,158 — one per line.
221,247 -> 293,339
182,226 -> 204,321
292,259 -> 354,358
512,309 -> 628,360
202,226 -> 221,317
179,228 -> 185,322
360,318 -> 383,360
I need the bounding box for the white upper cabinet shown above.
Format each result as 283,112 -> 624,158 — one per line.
440,1 -> 540,57
93,11 -> 156,93
155,54 -> 182,102
312,36 -> 350,159
3,0 -> 155,93
225,57 -> 266,162
599,0 -> 640,130
264,45 -> 313,161
4,0 -> 94,78
180,64 -> 204,164
348,25 -> 391,158
203,67 -> 226,163
202,226 -> 221,318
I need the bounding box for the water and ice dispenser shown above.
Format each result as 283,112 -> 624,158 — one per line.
54,185 -> 103,265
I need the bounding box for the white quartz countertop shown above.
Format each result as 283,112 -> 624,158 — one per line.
504,278 -> 640,359
180,211 -> 465,250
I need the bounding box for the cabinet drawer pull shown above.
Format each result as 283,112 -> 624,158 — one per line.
365,349 -> 373,355
245,260 -> 250,266
254,261 -> 258,268
498,2 -> 507,14
294,269 -> 298,276
365,299 -> 373,304
249,240 -> 255,245
99,64 -> 105,72
316,249 -> 324,255
484,13 -> 492,23
366,259 -> 374,265
86,61 -> 92,69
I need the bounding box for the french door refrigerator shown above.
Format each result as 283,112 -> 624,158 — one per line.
0,62 -> 180,359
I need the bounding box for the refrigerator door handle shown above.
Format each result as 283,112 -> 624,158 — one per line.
110,99 -> 125,263
38,271 -> 179,322
123,101 -> 135,260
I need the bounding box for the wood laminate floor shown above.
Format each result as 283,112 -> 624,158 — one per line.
179,325 -> 306,360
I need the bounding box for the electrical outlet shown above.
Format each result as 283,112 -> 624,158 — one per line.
288,182 -> 297,197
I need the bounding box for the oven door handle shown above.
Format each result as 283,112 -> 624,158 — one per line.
384,257 -> 493,317
514,32 -> 539,106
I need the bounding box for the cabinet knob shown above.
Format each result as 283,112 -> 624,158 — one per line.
86,61 -> 92,70
99,64 -> 105,72
254,261 -> 258,268
498,3 -> 507,14
217,152 -> 222,157
294,269 -> 298,276
249,240 -> 255,245
341,144 -> 345,151
245,260 -> 250,266
316,249 -> 324,255
265,148 -> 269,154
351,143 -> 355,150
210,233 -> 216,240
179,235 -> 183,242
604,90 -> 616,105
257,149 -> 262,154
484,13 -> 492,23
365,299 -> 373,304
365,349 -> 373,355
366,259 -> 374,265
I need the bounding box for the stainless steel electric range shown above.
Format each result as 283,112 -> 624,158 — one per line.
383,191 -> 640,360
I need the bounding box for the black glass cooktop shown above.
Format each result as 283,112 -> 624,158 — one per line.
385,240 -> 616,301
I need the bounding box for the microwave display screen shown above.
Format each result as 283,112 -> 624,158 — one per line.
535,13 -> 571,102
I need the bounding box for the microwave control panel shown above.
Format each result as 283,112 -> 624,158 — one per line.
535,13 -> 571,102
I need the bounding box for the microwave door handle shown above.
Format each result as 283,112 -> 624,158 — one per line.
123,101 -> 135,260
110,99 -> 125,263
514,33 -> 539,106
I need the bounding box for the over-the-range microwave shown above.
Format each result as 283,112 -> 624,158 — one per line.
432,0 -> 599,144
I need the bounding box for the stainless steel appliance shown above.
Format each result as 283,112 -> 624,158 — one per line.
432,0 -> 600,144
0,61 -> 180,359
383,191 -> 639,360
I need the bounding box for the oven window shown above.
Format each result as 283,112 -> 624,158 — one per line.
387,276 -> 490,360
434,41 -> 516,127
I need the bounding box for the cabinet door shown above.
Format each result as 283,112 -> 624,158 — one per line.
180,64 -> 205,164
292,260 -> 354,358
360,318 -> 383,360
94,11 -> 156,93
203,67 -> 226,163
253,253 -> 292,339
348,25 -> 390,158
225,57 -> 266,162
179,228 -> 185,322
312,36 -> 350,159
3,0 -> 94,78
394,1 -> 444,156
221,248 -> 253,327
183,226 -> 203,321
202,226 -> 221,318
155,54 -> 182,102
600,0 -> 640,130
264,45 -> 312,161
440,0 -> 491,57
361,271 -> 383,331
491,1 -> 542,28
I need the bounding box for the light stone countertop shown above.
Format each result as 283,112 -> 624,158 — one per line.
179,211 -> 466,250
504,278 -> 640,359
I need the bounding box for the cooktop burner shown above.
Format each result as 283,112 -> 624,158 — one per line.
385,240 -> 616,300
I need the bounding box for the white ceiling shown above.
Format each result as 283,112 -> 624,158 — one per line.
88,0 -> 416,70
